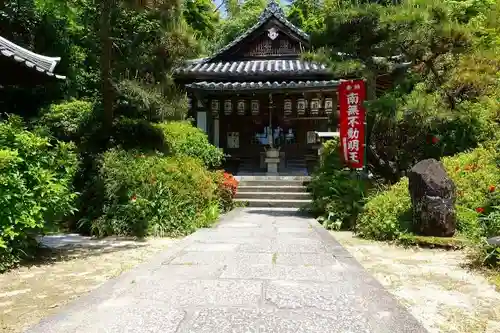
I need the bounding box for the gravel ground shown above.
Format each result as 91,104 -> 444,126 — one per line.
0,236 -> 179,333
333,231 -> 500,333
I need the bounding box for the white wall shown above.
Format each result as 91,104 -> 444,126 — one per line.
196,111 -> 207,134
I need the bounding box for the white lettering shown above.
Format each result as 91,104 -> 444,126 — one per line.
348,104 -> 359,116
347,127 -> 360,140
348,116 -> 359,127
348,151 -> 359,163
347,92 -> 359,105
348,139 -> 360,151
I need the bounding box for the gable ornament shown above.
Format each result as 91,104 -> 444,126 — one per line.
268,27 -> 279,40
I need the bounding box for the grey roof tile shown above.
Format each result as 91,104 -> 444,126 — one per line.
0,36 -> 65,79
186,80 -> 340,91
176,59 -> 329,76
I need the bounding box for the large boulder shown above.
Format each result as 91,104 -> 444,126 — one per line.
408,159 -> 457,237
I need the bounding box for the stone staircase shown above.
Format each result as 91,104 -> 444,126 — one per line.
234,176 -> 312,208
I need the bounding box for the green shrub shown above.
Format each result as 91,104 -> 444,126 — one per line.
36,100 -> 94,141
155,121 -> 224,168
111,117 -> 165,152
0,118 -> 78,272
89,149 -> 219,237
356,144 -> 500,241
442,146 -> 500,237
356,178 -> 412,240
472,189 -> 500,267
309,139 -> 369,230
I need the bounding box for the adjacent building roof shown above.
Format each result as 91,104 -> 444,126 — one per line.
186,80 -> 340,91
0,36 -> 65,79
175,59 -> 329,77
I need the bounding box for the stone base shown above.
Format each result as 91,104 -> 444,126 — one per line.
260,152 -> 285,169
265,157 -> 280,174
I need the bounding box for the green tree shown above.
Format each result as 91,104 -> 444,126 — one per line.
97,0 -> 200,131
310,0 -> 500,182
287,0 -> 324,33
210,0 -> 267,52
183,0 -> 219,40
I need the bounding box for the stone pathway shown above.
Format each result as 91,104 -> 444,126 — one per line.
27,208 -> 427,333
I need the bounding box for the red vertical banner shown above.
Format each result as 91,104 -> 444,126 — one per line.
338,80 -> 366,169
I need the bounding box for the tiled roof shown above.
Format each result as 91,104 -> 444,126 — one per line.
0,36 -> 65,79
186,80 -> 340,91
205,0 -> 309,63
175,59 -> 329,77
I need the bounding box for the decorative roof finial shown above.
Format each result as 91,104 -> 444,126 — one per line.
267,0 -> 283,14
259,0 -> 284,21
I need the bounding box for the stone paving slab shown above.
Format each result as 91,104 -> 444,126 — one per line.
170,251 -> 273,265
27,208 -> 427,333
128,279 -> 263,306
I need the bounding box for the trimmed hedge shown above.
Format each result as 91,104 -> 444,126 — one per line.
155,121 -> 224,168
36,100 -> 94,142
89,149 -> 220,238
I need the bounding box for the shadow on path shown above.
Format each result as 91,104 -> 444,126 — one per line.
244,208 -> 312,218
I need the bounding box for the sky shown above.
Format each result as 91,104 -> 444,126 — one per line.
213,0 -> 292,16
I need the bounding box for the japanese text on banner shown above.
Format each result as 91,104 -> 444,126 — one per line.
339,80 -> 366,169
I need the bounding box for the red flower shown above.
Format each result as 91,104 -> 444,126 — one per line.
489,185 -> 496,193
131,194 -> 137,202
431,136 -> 439,144
476,207 -> 485,214
220,172 -> 239,198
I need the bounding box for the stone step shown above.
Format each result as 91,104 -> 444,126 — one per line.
235,191 -> 311,200
234,198 -> 312,208
236,175 -> 311,181
238,180 -> 309,187
238,185 -> 307,193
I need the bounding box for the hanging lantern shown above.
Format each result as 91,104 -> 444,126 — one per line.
310,98 -> 320,116
324,97 -> 334,115
284,98 -> 292,116
297,98 -> 306,116
251,100 -> 259,115
211,100 -> 220,116
237,100 -> 246,115
224,100 -> 232,115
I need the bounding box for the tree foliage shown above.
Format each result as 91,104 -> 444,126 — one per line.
209,0 -> 267,53
183,0 -> 220,41
310,0 -> 500,183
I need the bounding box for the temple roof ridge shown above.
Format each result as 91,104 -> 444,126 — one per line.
203,0 -> 309,63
